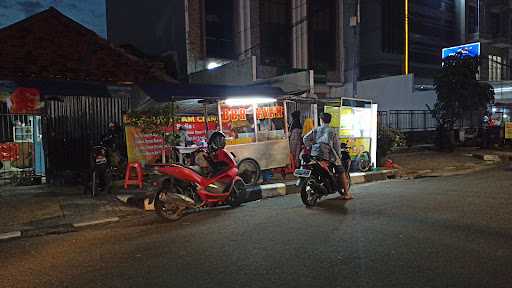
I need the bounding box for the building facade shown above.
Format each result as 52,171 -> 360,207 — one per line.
466,0 -> 512,82
107,0 -> 344,95
350,0 -> 460,84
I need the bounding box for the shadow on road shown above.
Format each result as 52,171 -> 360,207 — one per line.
314,198 -> 349,215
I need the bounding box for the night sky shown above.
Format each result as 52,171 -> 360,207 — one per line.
0,0 -> 106,37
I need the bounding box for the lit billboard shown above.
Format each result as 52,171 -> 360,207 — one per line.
442,42 -> 480,59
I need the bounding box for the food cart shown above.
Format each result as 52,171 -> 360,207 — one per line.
323,98 -> 378,171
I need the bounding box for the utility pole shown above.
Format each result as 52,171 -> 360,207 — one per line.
404,0 -> 409,75
350,0 -> 360,98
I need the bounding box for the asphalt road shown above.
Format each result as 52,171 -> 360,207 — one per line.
1,167 -> 512,288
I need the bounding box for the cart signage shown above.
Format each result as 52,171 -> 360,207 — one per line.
221,107 -> 248,122
256,105 -> 284,120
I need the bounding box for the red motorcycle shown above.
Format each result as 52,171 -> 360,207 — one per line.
148,132 -> 246,221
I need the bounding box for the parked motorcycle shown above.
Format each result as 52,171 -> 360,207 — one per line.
87,140 -> 126,197
148,132 -> 246,221
88,144 -> 112,197
294,143 -> 352,207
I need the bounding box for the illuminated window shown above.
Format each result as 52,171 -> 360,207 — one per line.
489,55 -> 502,81
220,103 -> 255,145
255,102 -> 286,142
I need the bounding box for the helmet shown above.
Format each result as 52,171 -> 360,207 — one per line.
208,131 -> 226,152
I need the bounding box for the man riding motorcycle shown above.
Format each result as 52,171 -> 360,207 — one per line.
303,113 -> 353,200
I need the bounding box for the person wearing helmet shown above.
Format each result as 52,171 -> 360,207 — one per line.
206,131 -> 235,175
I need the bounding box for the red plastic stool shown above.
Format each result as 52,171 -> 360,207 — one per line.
124,162 -> 144,189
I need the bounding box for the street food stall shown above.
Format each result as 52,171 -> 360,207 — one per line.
323,98 -> 378,171
219,97 -> 290,171
123,83 -> 291,185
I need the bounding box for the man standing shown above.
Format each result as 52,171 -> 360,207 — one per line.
303,113 -> 352,200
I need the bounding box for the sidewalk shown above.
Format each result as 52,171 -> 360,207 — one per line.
386,146 -> 511,178
0,185 -> 143,239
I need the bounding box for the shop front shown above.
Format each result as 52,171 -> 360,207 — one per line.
123,84 -> 291,185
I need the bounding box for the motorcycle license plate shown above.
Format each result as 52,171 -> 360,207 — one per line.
294,169 -> 311,178
95,156 -> 107,164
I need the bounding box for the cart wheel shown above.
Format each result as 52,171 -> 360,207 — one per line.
358,151 -> 372,172
238,158 -> 261,186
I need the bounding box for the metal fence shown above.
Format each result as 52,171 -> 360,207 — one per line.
388,110 -> 437,131
379,110 -> 484,132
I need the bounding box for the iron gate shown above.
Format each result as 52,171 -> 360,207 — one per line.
43,95 -> 130,183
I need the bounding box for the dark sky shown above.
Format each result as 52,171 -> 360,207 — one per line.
0,0 -> 106,37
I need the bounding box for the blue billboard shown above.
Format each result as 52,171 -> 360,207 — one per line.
442,42 -> 480,59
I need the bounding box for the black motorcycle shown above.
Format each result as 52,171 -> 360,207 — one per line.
294,143 -> 352,207
86,141 -> 125,197
87,144 -> 112,197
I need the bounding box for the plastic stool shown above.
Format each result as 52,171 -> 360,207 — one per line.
124,162 -> 144,189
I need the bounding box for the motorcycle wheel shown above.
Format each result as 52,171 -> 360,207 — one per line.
238,158 -> 261,186
228,179 -> 245,207
358,151 -> 372,172
154,190 -> 185,221
300,179 -> 318,207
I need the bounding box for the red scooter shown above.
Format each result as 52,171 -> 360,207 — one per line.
148,132 -> 246,221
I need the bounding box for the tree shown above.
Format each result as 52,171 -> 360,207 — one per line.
430,53 -> 494,150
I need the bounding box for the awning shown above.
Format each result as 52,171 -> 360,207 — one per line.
138,82 -> 286,102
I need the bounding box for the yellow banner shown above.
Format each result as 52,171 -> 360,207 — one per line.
324,106 -> 340,128
505,122 -> 512,139
339,137 -> 371,159
125,126 -> 165,165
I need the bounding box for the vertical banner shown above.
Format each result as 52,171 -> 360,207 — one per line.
125,127 -> 165,165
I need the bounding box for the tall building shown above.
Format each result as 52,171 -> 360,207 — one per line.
106,0 -> 344,94
350,0 -> 461,84
466,0 -> 512,81
352,0 -> 512,84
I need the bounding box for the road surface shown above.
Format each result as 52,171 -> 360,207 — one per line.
1,167 -> 511,288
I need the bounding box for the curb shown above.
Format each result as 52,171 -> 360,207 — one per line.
0,216 -> 123,242
472,153 -> 501,162
410,163 -> 500,179
0,231 -> 22,240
